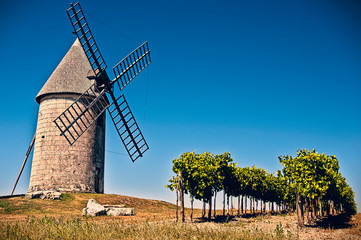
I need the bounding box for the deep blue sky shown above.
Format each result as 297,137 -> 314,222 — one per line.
0,0 -> 360,212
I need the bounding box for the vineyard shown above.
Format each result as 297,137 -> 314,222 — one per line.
166,149 -> 357,226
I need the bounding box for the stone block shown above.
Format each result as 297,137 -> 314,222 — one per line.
82,207 -> 88,216
25,191 -> 62,200
85,199 -> 106,216
82,200 -> 135,217
106,207 -> 134,216
50,192 -> 62,200
25,191 -> 43,199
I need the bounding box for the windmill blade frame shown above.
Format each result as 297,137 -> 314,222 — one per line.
54,83 -> 110,145
107,93 -> 149,162
67,2 -> 107,77
112,41 -> 151,91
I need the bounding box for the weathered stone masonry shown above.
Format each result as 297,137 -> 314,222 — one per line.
28,39 -> 105,193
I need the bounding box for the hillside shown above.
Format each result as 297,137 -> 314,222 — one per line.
0,193 -> 177,223
0,193 -> 360,239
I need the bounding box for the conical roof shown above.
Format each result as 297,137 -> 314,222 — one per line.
35,39 -> 96,103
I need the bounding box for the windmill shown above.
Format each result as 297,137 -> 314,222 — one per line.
11,2 -> 151,195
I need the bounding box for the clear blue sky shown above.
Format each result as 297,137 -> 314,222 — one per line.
0,0 -> 360,212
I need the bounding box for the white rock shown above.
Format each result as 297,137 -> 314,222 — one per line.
86,199 -> 106,216
25,191 -> 43,199
50,192 -> 62,200
82,207 -> 88,216
40,191 -> 52,199
107,207 -> 134,216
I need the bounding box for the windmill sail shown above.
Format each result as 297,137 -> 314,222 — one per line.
107,94 -> 149,162
67,2 -> 107,76
54,84 -> 109,145
113,41 -> 151,91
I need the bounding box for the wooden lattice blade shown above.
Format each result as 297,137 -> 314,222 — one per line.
107,93 -> 149,162
54,84 -> 110,145
67,2 -> 107,76
112,41 -> 151,91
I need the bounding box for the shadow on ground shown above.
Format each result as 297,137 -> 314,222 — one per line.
308,214 -> 353,230
192,211 -> 288,223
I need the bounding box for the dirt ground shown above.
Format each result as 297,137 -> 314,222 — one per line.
193,212 -> 361,240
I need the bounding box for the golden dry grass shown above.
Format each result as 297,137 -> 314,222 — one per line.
0,194 -> 360,239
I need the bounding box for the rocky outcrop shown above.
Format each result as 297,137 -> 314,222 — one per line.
83,199 -> 106,216
82,199 -> 135,216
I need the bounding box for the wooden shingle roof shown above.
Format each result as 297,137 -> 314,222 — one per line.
35,39 -> 96,103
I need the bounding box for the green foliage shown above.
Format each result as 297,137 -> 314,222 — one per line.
166,148 -> 355,218
279,148 -> 356,216
165,176 -> 178,191
274,222 -> 284,239
167,151 -> 292,209
60,193 -> 75,201
280,149 -> 336,199
168,151 -> 234,202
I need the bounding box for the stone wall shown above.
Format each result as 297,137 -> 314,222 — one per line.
28,93 -> 105,193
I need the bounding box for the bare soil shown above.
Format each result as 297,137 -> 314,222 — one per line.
194,213 -> 361,240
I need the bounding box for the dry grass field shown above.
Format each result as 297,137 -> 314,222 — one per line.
0,193 -> 360,239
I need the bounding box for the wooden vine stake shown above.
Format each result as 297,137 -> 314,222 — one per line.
177,171 -> 185,222
176,188 -> 179,222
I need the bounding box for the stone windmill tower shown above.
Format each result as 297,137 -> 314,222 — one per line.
28,39 -> 106,193
15,2 -> 151,196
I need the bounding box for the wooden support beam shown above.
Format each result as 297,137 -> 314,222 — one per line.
11,133 -> 35,195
